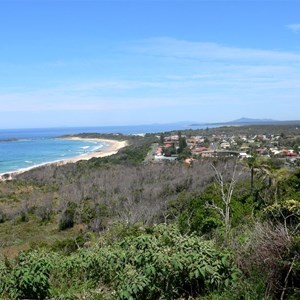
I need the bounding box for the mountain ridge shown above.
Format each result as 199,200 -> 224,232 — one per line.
190,117 -> 300,126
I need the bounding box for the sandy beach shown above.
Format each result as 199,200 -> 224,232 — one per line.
0,138 -> 128,181
60,138 -> 128,163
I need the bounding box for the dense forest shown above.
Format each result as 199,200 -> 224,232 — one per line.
0,126 -> 300,299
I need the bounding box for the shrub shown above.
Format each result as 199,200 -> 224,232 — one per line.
0,210 -> 6,223
4,251 -> 54,299
264,199 -> 300,230
36,205 -> 53,224
95,224 -> 239,299
58,201 -> 77,231
0,224 -> 239,299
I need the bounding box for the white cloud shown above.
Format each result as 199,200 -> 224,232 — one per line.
287,23 -> 300,33
2,37 -> 300,123
0,89 -> 189,113
127,37 -> 300,62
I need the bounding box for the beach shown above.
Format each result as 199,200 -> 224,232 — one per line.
60,138 -> 128,163
0,138 -> 128,181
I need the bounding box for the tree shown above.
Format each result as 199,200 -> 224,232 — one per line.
205,159 -> 239,238
163,144 -> 176,157
256,159 -> 289,204
177,131 -> 188,154
245,152 -> 259,197
159,133 -> 165,145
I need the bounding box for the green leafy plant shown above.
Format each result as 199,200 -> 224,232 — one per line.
4,250 -> 54,299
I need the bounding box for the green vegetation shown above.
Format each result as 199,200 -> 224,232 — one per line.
0,224 -> 240,299
1,127 -> 300,299
171,123 -> 300,137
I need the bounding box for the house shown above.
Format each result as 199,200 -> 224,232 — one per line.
164,143 -> 173,148
191,147 -> 209,156
154,155 -> 177,161
239,152 -> 251,159
220,142 -> 231,149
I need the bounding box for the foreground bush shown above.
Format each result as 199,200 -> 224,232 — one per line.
0,251 -> 55,299
0,224 -> 239,299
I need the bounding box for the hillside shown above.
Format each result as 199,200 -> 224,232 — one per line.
0,128 -> 300,299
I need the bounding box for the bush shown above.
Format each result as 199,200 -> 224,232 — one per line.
0,210 -> 6,223
72,224 -> 239,299
233,222 -> 292,299
51,235 -> 86,254
0,224 -> 240,299
58,201 -> 77,231
264,199 -> 300,230
3,251 -> 54,299
36,205 -> 53,224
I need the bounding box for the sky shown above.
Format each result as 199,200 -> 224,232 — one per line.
1,0 -> 300,128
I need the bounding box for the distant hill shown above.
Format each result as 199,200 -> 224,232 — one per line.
190,118 -> 300,127
229,117 -> 278,124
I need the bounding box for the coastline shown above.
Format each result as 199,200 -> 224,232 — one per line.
0,138 -> 128,181
59,137 -> 128,163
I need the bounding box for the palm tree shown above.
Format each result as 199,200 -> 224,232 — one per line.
246,153 -> 259,196
252,158 -> 289,204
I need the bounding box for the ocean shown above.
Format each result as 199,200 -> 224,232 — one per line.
0,123 -> 209,175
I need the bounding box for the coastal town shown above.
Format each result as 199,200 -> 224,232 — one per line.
153,129 -> 300,164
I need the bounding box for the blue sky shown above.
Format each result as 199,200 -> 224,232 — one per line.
1,0 -> 300,128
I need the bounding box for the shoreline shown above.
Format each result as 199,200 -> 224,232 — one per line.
60,137 -> 128,163
0,138 -> 128,181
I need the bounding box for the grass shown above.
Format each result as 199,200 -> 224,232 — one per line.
0,215 -> 83,259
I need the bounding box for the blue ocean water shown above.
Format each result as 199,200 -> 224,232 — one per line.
0,138 -> 106,174
0,123 -> 209,174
